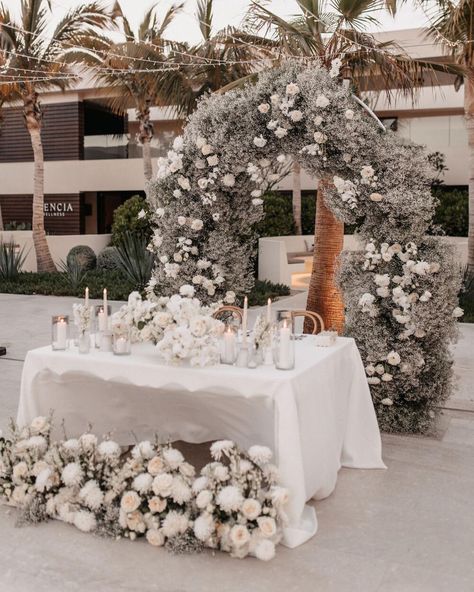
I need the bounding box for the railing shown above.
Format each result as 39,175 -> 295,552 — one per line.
83,133 -> 176,160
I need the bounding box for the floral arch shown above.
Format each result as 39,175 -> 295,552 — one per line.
147,63 -> 461,433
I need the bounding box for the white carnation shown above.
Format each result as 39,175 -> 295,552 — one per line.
161,511 -> 189,537
163,447 -> 184,469
241,498 -> 262,520
73,510 -> 97,533
222,173 -> 235,187
216,485 -> 243,512
133,473 -> 153,494
171,476 -> 192,504
196,489 -> 213,509
254,539 -> 276,561
194,513 -> 215,541
79,480 -> 104,510
61,463 -> 83,487
229,524 -> 250,547
248,445 -> 273,464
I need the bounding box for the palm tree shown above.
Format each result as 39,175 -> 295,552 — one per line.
0,1 -> 110,272
74,1 -> 184,184
247,0 -> 454,332
420,0 -> 474,270
153,0 -> 267,119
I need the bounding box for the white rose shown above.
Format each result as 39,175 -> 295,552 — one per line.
30,416 -> 48,434
152,473 -> 173,497
191,219 -> 204,231
316,94 -> 330,108
230,524 -> 251,547
201,144 -> 214,156
147,456 -> 165,476
222,173 -> 235,187
253,135 -> 267,148
257,516 -> 277,538
453,307 -> 464,318
207,154 -> 219,167
286,83 -> 300,95
258,103 -> 270,113
381,398 -> 394,406
345,109 -> 354,120
120,490 -> 141,513
177,216 -> 186,226
370,192 -> 383,202
386,351 -> 401,366
313,131 -> 327,144
146,528 -> 165,546
289,109 -> 303,122
274,127 -> 288,139
198,178 -> 208,190
241,498 -> 262,520
149,496 -> 167,513
381,373 -> 393,382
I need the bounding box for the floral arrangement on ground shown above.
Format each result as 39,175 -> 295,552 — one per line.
0,415 -> 288,561
145,60 -> 463,433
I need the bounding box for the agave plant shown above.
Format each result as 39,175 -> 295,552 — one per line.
58,258 -> 88,290
114,233 -> 154,290
0,240 -> 28,280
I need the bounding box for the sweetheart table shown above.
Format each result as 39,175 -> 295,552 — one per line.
18,336 -> 385,548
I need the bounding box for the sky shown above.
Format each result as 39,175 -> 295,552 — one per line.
24,0 -> 431,44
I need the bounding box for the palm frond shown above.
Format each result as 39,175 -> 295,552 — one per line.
196,0 -> 213,41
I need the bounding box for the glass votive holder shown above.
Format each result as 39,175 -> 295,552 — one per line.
99,330 -> 113,353
112,323 -> 131,356
78,330 -> 91,354
95,304 -> 112,349
273,310 -> 295,370
220,324 -> 238,365
52,315 -> 70,351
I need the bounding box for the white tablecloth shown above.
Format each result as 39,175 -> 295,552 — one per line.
18,336 -> 385,548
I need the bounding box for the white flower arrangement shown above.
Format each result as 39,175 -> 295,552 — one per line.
252,314 -> 272,350
0,418 -> 287,562
72,304 -> 92,335
191,440 -> 288,560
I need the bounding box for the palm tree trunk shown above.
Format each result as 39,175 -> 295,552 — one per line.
24,91 -> 56,273
142,137 -> 152,183
137,103 -> 154,184
305,179 -> 345,334
465,77 -> 474,270
292,160 -> 302,235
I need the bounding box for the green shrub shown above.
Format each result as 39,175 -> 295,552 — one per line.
256,191 -> 294,237
459,267 -> 474,323
111,195 -> 152,246
0,269 -> 134,301
247,279 -> 291,306
432,187 -> 468,237
97,246 -> 118,271
58,258 -> 88,290
67,245 -> 97,272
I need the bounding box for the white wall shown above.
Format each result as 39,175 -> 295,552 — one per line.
0,231 -> 111,272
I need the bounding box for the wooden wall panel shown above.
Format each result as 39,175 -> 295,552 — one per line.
0,102 -> 83,163
0,194 -> 81,235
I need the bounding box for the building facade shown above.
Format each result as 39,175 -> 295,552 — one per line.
0,28 -> 467,235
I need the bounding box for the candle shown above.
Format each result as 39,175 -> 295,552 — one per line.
115,336 -> 128,354
55,318 -> 68,350
97,309 -> 106,331
85,286 -> 89,307
279,319 -> 291,368
242,296 -> 248,345
266,298 -> 272,323
103,288 -> 108,326
222,326 -> 236,364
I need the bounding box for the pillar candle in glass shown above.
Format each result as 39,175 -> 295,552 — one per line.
112,323 -> 131,356
52,315 -> 69,351
95,304 -> 112,348
220,324 -> 238,364
273,310 -> 295,370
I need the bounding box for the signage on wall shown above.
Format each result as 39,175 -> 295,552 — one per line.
44,202 -> 74,217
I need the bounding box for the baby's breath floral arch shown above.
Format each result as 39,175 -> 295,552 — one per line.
147,62 -> 462,433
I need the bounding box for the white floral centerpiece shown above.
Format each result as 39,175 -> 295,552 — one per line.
72,303 -> 92,336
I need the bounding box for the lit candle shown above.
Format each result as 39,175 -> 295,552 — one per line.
279,319 -> 291,368
242,296 -> 248,345
103,288 -> 108,328
266,298 -> 272,323
222,325 -> 236,364
85,286 -> 89,307
115,336 -> 128,354
55,318 -> 68,350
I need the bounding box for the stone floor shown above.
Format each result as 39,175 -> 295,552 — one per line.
0,294 -> 473,592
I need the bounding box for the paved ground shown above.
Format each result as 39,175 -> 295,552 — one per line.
0,294 -> 473,592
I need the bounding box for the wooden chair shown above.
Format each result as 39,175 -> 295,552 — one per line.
212,305 -> 243,323
291,310 -> 325,335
